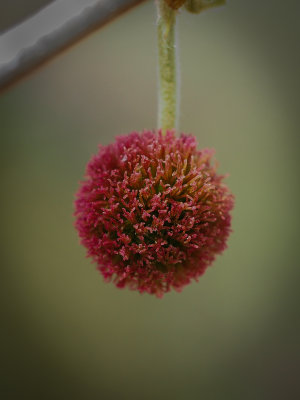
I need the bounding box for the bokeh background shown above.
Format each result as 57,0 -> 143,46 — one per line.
1,1 -> 299,399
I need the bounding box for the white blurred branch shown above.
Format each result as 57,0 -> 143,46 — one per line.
0,0 -> 147,93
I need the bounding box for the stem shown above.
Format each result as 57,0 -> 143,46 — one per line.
156,0 -> 178,134
0,0 -> 147,94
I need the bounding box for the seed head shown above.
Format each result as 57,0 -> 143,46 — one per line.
75,130 -> 234,297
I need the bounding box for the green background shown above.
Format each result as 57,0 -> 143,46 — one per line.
1,1 -> 299,399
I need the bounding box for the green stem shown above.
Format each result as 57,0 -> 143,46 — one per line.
156,0 -> 178,134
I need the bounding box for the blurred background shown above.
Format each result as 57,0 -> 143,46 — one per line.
1,0 -> 299,399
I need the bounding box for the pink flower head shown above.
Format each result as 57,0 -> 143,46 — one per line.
75,130 -> 234,297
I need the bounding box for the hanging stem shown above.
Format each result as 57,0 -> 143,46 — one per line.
156,0 -> 178,134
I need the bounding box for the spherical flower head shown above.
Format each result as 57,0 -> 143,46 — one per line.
75,130 -> 234,297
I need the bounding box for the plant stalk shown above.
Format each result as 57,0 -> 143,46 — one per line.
156,0 -> 178,134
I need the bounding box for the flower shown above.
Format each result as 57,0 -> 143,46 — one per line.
75,130 -> 234,297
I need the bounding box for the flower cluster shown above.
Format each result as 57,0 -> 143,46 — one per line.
75,130 -> 233,297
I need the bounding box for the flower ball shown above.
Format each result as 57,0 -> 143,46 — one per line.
75,130 -> 234,297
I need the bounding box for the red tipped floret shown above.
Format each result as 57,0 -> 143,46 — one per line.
75,130 -> 234,297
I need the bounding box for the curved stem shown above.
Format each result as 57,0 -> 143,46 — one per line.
156,0 -> 178,134
0,0 -> 146,93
